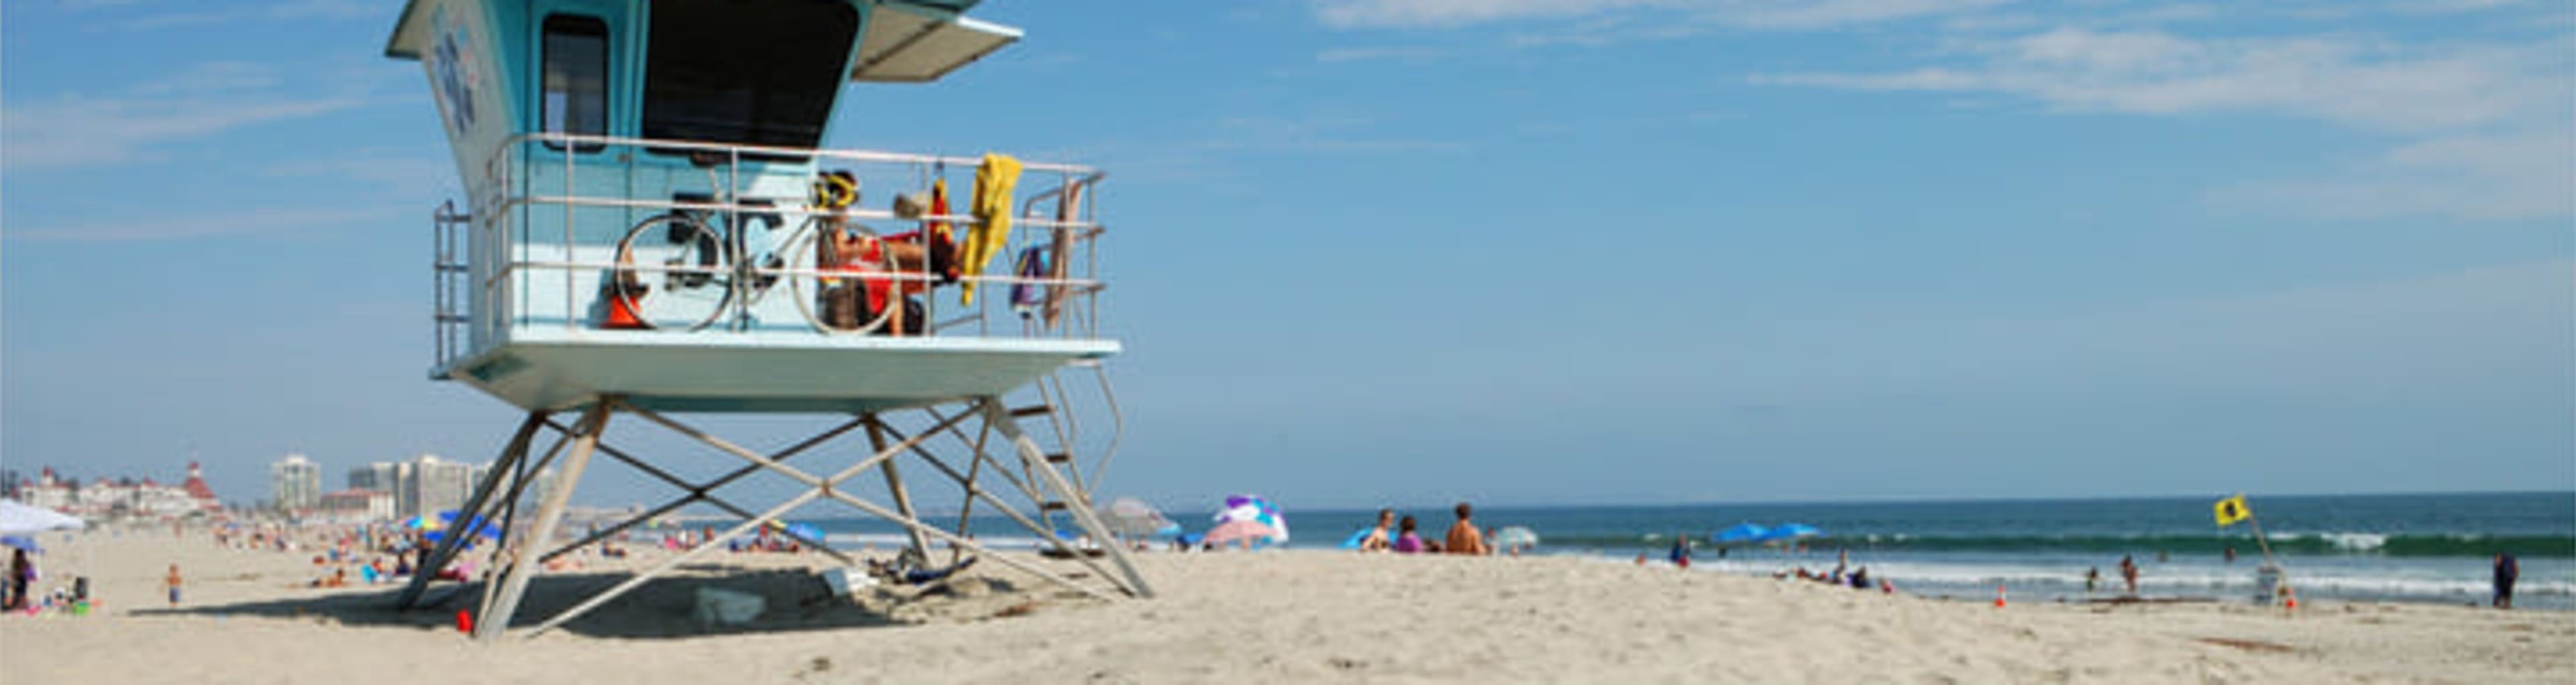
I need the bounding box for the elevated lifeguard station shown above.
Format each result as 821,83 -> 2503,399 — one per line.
382,0 -> 1145,639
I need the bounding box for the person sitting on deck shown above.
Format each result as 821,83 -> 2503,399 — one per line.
812,173 -> 953,337
819,218 -> 936,336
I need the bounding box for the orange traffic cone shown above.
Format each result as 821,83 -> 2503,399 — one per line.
1994,583 -> 2008,609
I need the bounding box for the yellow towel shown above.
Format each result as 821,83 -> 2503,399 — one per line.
960,152 -> 1022,306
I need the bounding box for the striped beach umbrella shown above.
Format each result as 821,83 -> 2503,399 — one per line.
1212,494 -> 1288,545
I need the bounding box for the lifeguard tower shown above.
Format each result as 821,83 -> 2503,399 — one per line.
382,0 -> 1145,640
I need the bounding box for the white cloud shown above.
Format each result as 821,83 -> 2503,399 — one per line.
2,62 -> 376,170
2206,131 -> 2575,220
1753,28 -> 2568,133
1718,0 -> 2012,29
1752,25 -> 2574,220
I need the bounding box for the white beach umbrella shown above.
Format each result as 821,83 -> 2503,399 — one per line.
0,499 -> 85,535
1102,497 -> 1178,538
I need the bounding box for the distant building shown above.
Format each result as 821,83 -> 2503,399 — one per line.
407,454 -> 472,517
347,461 -> 415,516
178,462 -> 222,511
272,454 -> 323,513
17,464 -> 219,519
470,462 -> 557,510
317,489 -> 396,522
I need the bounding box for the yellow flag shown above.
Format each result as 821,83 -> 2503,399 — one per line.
2213,494 -> 2252,527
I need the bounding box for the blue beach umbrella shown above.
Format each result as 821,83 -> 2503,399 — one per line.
1711,523 -> 1770,545
424,511 -> 503,544
1,535 -> 44,554
1758,523 -> 1825,542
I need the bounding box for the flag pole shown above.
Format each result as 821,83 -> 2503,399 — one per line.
2246,511 -> 2276,566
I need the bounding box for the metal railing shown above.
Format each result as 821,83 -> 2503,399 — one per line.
433,201 -> 472,370
431,132 -> 1112,370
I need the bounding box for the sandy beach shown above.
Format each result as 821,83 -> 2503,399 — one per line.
2,528 -> 2569,684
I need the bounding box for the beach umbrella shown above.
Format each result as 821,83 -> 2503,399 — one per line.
1,535 -> 44,554
1212,494 -> 1288,545
1711,522 -> 1769,545
1103,497 -> 1178,538
1491,526 -> 1539,549
1758,523 -> 1824,542
763,519 -> 826,543
0,499 -> 85,535
1201,519 -> 1280,547
424,511 -> 502,544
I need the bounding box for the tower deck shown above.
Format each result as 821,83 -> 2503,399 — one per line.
442,329 -> 1117,413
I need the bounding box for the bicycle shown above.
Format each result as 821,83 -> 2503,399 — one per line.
607,167 -> 910,334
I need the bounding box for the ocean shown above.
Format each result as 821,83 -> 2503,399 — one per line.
783,491 -> 2574,610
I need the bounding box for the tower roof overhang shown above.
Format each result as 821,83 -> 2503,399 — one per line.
384,0 -> 1020,81
849,2 -> 1021,83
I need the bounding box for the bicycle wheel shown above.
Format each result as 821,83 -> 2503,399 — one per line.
780,217 -> 895,334
612,213 -> 731,331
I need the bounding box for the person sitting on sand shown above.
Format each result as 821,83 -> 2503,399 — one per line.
1849,567 -> 1870,590
1393,516 -> 1429,554
1445,503 -> 1489,556
1358,509 -> 1395,553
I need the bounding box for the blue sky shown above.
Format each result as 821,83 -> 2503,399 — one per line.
3,0 -> 2570,513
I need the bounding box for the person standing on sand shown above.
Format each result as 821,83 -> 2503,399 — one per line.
1445,503 -> 1489,556
166,564 -> 184,607
2119,555 -> 2140,596
8,549 -> 33,611
2493,552 -> 2518,610
2086,567 -> 2101,594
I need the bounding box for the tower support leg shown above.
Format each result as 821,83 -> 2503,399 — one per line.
396,411 -> 547,610
475,399 -> 612,640
865,416 -> 936,560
